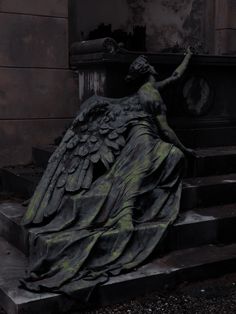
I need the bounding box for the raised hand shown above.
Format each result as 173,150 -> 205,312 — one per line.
186,47 -> 193,55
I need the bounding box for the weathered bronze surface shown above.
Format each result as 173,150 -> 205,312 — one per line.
20,50 -> 193,296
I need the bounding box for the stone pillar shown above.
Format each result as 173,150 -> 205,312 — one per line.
215,0 -> 236,54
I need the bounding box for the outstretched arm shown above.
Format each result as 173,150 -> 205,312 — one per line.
155,113 -> 195,156
156,48 -> 193,89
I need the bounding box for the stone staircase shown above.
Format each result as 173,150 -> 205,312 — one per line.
1,143 -> 236,313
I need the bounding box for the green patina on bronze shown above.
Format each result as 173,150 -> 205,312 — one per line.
20,50 -> 194,297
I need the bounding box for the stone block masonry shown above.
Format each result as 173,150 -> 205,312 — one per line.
0,0 -> 77,166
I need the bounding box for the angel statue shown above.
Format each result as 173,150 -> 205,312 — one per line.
20,49 -> 194,296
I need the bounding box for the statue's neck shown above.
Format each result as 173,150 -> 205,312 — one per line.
148,74 -> 156,83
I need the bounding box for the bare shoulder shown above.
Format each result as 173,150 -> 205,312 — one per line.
139,82 -> 162,101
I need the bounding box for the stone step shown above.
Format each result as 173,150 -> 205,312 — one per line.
175,125 -> 236,148
0,166 -> 43,199
182,173 -> 236,210
166,203 -> 236,251
32,145 -> 55,169
1,237 -> 236,314
2,164 -> 236,209
0,203 -> 27,255
191,146 -> 236,177
1,202 -> 236,257
32,145 -> 236,177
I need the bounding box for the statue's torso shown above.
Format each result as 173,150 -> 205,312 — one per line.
138,82 -> 166,115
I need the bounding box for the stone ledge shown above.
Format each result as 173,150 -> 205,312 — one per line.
70,51 -> 236,68
1,201 -> 236,256
1,237 -> 236,314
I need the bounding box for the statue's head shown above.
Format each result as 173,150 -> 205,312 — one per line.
125,55 -> 158,82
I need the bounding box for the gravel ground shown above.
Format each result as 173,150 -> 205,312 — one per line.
1,273 -> 236,313
80,273 -> 236,314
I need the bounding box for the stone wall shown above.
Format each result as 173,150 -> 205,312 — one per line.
0,0 -> 77,166
215,0 -> 236,54
70,0 -> 215,53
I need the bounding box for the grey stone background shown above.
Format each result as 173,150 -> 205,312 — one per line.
70,0 -> 236,55
70,0 -> 212,53
1,0 -> 236,166
0,0 -> 77,166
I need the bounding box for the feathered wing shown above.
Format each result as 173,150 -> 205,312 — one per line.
22,95 -> 144,227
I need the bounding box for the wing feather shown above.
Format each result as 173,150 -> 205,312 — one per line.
116,135 -> 126,147
23,94 -> 147,226
90,152 -> 100,164
77,162 -> 93,190
105,138 -> 120,151
65,160 -> 84,192
81,163 -> 94,189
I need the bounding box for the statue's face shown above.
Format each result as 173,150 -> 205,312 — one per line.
125,55 -> 157,82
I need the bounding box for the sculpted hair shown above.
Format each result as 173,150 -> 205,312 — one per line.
127,55 -> 158,81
